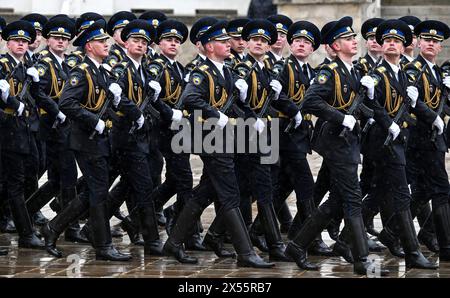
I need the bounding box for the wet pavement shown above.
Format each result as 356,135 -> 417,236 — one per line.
1,152 -> 450,278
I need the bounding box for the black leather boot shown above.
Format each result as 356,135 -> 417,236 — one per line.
42,195 -> 89,257
10,197 -> 44,249
163,205 -> 175,236
155,206 -> 166,227
277,201 -> 293,234
396,210 -> 438,269
26,180 -> 57,216
249,217 -> 269,252
120,215 -> 144,246
287,213 -> 302,240
432,203 -> 450,261
298,198 -> 334,256
59,188 -> 90,243
185,219 -> 207,251
332,226 -> 354,263
362,204 -> 380,237
345,216 -> 389,276
258,203 -> 291,262
138,203 -> 163,256
326,218 -> 340,241
223,208 -> 274,268
412,200 -> 439,253
286,208 -> 332,270
163,201 -> 203,264
90,201 -> 131,261
378,206 -> 405,257
203,215 -> 235,258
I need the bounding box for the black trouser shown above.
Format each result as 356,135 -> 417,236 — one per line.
46,139 -> 78,191
313,161 -> 330,207
319,160 -> 363,219
24,133 -> 40,200
75,152 -> 110,207
192,155 -> 241,212
407,149 -> 449,209
152,150 -> 193,214
116,150 -> 153,209
372,161 -> 411,213
276,154 -> 314,209
235,154 -> 272,207
234,156 -> 253,226
360,156 -> 375,199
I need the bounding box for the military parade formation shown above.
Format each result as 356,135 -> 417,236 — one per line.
0,9 -> 449,277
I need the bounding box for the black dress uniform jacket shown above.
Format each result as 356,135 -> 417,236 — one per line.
0,53 -> 40,154
303,57 -> 362,164
404,55 -> 448,152
365,59 -> 437,165
58,57 -> 138,156
278,54 -> 315,155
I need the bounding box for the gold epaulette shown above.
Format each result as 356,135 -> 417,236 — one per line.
327,62 -> 338,70
229,53 -> 235,59
0,57 -> 8,63
198,65 -> 209,72
263,54 -> 270,60
113,49 -> 121,56
376,66 -> 386,73
38,49 -> 49,56
78,63 -> 89,70
359,57 -> 367,64
413,61 -> 422,70
42,57 -> 53,63
154,58 -> 165,64
73,51 -> 83,56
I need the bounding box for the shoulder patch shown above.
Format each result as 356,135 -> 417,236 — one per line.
69,73 -> 81,86
372,73 -> 382,86
317,69 -> 332,84
191,73 -> 204,86
36,63 -> 48,77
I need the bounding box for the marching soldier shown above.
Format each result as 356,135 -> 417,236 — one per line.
42,19 -> 133,261
225,18 -> 250,68
109,19 -> 175,256
0,20 -> 45,249
235,19 -> 301,262
358,17 -> 385,241
285,16 -> 389,276
20,13 -> 49,226
365,19 -> 440,269
105,11 -> 137,68
148,19 -> 208,250
275,20 -> 333,256
399,16 -> 421,68
24,16 -> 88,243
404,20 -> 450,262
163,20 -> 274,268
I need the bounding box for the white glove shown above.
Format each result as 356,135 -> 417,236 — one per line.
136,114 -> 145,130
253,118 -> 266,134
0,79 -> 10,103
294,111 -> 303,129
433,116 -> 444,135
360,75 -> 375,100
443,76 -> 450,89
16,102 -> 25,117
234,79 -> 248,102
26,67 -> 40,82
56,111 -> 66,123
108,83 -> 122,107
270,80 -> 282,100
149,80 -> 161,101
95,119 -> 106,134
407,86 -> 418,108
388,122 -> 401,141
184,73 -> 190,83
342,115 -> 356,131
171,109 -> 183,122
368,118 -> 375,125
217,111 -> 229,129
